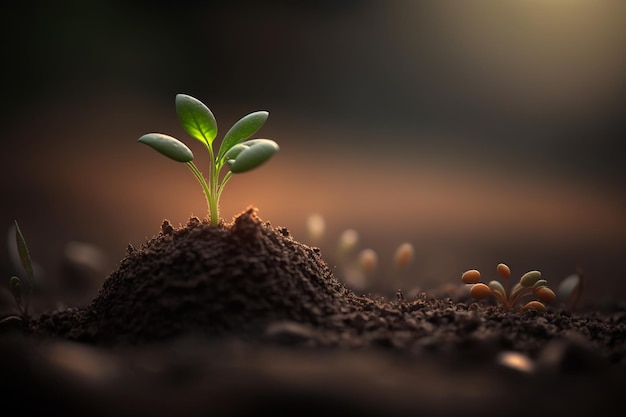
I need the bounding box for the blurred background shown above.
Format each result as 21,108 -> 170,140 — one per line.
1,0 -> 625,306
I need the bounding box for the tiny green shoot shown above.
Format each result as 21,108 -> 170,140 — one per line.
557,268 -> 584,310
461,263 -> 556,312
138,94 -> 279,224
6,221 -> 35,323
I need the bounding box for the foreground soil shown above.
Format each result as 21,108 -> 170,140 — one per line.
1,207 -> 625,416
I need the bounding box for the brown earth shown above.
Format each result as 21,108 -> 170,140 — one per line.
1,207 -> 625,416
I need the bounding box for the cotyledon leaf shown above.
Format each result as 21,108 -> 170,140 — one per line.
175,94 -> 217,147
218,111 -> 269,161
138,133 -> 194,163
225,139 -> 279,173
520,270 -> 542,287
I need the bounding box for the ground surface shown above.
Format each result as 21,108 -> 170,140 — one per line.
1,207 -> 625,416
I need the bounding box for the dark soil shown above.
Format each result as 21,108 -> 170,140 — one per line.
1,207 -> 625,416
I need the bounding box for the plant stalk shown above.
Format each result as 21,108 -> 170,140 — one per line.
185,162 -> 214,222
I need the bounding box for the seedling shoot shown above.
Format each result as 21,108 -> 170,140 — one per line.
461,263 -> 556,312
139,94 -> 279,224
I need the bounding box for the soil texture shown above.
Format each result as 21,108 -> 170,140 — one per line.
1,207 -> 625,416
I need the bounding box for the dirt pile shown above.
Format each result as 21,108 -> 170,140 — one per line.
29,208 -> 625,369
35,207 -> 361,344
1,206 -> 624,416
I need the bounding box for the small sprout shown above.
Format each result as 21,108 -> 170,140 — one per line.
393,242 -> 414,270
138,94 -> 279,224
6,222 -> 35,322
461,263 -> 555,312
521,301 -> 546,312
534,286 -> 556,303
557,269 -> 584,310
337,229 -> 359,260
520,270 -> 542,287
488,280 -> 506,304
470,283 -> 491,299
306,214 -> 326,244
461,269 -> 481,285
329,227 -> 415,291
496,263 -> 511,279
358,249 -> 378,276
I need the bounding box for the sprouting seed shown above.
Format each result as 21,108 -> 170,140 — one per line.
470,283 -> 491,299
557,269 -> 584,310
5,221 -> 36,323
358,249 -> 378,276
461,269 -> 481,285
497,263 -> 511,279
521,301 -> 546,312
393,242 -> 414,270
461,263 -> 555,312
337,229 -> 359,259
520,270 -> 542,288
306,214 -> 326,244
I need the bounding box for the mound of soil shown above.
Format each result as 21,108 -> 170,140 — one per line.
35,207 -> 358,345
2,207 -> 625,416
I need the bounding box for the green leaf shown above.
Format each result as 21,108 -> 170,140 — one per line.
488,280 -> 505,297
520,270 -> 541,287
138,133 -> 194,163
226,139 -> 279,173
175,94 -> 217,147
532,279 -> 548,288
218,111 -> 269,160
14,222 -> 34,285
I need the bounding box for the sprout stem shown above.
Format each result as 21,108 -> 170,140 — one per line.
216,171 -> 232,202
185,162 -> 214,222
509,288 -> 533,308
142,95 -> 278,224
208,146 -> 220,225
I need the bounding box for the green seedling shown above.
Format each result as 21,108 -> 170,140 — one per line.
557,268 -> 584,310
3,221 -> 35,324
139,94 -> 279,224
461,263 -> 556,312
